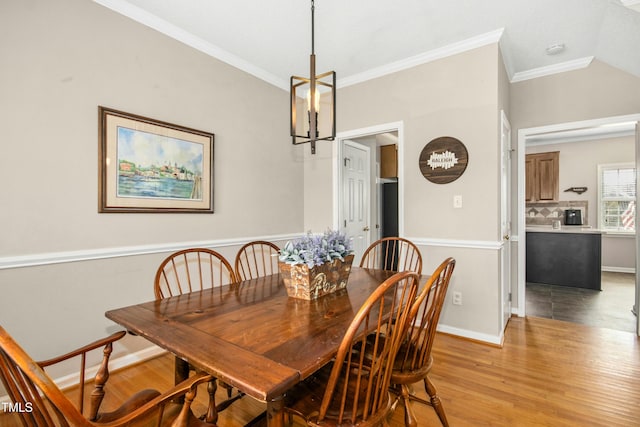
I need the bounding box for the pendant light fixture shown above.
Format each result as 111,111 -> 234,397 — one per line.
290,0 -> 336,155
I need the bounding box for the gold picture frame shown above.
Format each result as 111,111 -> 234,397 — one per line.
98,106 -> 214,213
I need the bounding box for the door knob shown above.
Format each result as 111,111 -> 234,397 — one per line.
503,235 -> 510,240
363,226 -> 370,231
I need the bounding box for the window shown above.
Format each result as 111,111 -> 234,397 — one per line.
598,163 -> 636,232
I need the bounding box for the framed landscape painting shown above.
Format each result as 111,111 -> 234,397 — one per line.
99,107 -> 214,213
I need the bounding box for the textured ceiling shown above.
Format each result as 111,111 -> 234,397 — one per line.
95,0 -> 640,90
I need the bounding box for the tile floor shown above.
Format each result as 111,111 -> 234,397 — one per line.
526,271 -> 637,333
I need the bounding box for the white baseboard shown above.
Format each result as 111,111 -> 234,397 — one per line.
0,345 -> 166,404
437,323 -> 503,346
601,266 -> 636,274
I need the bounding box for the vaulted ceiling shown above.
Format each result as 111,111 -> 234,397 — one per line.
95,0 -> 640,90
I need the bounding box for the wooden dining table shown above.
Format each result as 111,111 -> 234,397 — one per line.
105,266 -> 399,427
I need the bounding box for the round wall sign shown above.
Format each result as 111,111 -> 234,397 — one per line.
418,137 -> 468,184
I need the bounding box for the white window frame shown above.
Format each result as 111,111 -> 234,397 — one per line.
597,162 -> 636,233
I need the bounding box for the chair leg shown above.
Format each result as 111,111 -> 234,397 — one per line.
424,377 -> 448,427
204,379 -> 219,424
399,384 -> 418,427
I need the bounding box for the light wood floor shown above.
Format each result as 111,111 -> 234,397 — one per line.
2,316 -> 639,426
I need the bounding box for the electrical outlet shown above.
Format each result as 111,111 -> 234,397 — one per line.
452,291 -> 462,305
453,195 -> 463,209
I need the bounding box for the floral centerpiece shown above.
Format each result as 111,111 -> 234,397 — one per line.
278,230 -> 355,300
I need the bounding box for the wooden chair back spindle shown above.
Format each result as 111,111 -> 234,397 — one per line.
154,248 -> 236,299
392,257 -> 456,427
285,271 -> 420,427
0,326 -> 213,427
234,241 -> 280,281
153,248 -> 242,423
360,237 -> 423,274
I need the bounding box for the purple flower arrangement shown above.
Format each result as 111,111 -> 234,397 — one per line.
279,230 -> 353,268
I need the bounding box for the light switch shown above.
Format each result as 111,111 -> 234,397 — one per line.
453,195 -> 463,209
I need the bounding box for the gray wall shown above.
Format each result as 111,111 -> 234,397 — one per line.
0,0 -> 302,368
303,44 -> 506,342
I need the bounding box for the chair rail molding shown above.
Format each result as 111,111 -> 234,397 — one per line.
0,233 -> 302,270
409,237 -> 504,250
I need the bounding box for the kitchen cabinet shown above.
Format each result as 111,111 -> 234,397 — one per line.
380,144 -> 397,178
526,230 -> 601,290
526,151 -> 559,202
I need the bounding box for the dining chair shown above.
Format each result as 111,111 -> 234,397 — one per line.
391,257 -> 456,427
283,271 -> 420,427
154,247 -> 241,423
234,240 -> 280,281
154,247 -> 237,299
0,326 -> 214,427
360,237 -> 423,274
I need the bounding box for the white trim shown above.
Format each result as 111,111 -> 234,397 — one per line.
511,56 -> 594,83
85,5 -> 596,91
602,231 -> 636,237
92,0 -> 287,90
622,0 -> 640,11
334,122 -> 405,237
517,113 -> 640,320
525,123 -> 636,146
338,29 -> 504,88
522,114 -> 640,136
597,162 -> 636,232
410,237 -> 503,251
87,3 -> 604,91
436,324 -> 503,346
602,266 -> 636,274
0,233 -> 302,270
0,345 -> 166,404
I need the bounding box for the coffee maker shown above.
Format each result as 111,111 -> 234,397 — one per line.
564,209 -> 582,225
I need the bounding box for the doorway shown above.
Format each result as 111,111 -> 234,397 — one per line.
517,114 -> 640,336
334,122 -> 404,266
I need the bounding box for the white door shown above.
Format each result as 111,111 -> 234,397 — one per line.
342,140 -> 371,265
500,111 -> 512,332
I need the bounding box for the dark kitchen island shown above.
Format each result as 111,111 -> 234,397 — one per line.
526,227 -> 602,291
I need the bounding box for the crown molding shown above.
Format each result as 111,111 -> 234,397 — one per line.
621,0 -> 640,12
96,1 -> 504,90
511,56 -> 594,83
92,2 -> 601,90
338,28 -> 505,88
92,0 -> 288,90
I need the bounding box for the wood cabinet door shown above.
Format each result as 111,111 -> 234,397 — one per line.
525,151 -> 559,202
525,157 -> 536,202
380,144 -> 397,178
537,154 -> 559,201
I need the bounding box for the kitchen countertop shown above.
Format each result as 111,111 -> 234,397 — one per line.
526,225 -> 602,234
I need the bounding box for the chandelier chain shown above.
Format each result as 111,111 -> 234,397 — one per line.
311,0 -> 315,55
